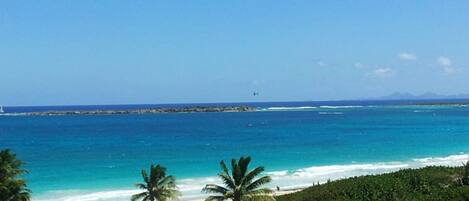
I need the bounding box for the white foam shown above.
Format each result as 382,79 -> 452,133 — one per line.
265,106 -> 317,110
318,112 -> 344,115
33,153 -> 469,201
259,105 -> 366,111
412,153 -> 469,166
0,113 -> 27,116
413,110 -> 433,113
34,189 -> 140,201
319,106 -> 363,109
266,170 -> 289,176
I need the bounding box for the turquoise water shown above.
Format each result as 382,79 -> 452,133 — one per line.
2,102 -> 469,200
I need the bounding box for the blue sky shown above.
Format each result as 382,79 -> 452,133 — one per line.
1,1 -> 469,106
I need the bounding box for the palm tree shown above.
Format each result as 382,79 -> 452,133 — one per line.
0,149 -> 31,201
131,164 -> 180,201
202,156 -> 274,201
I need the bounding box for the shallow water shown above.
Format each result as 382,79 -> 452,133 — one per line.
2,101 -> 469,200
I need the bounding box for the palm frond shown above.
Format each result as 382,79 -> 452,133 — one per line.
157,175 -> 177,188
130,192 -> 148,201
238,156 -> 251,178
242,166 -> 264,186
202,184 -> 229,194
218,173 -> 236,190
133,164 -> 180,201
150,164 -> 166,184
232,158 -> 243,185
245,188 -> 273,195
18,191 -> 31,201
0,149 -> 31,201
246,176 -> 272,191
159,188 -> 181,200
220,160 -> 230,176
141,170 -> 149,184
204,157 -> 272,201
243,188 -> 275,201
205,195 -> 228,201
134,183 -> 147,190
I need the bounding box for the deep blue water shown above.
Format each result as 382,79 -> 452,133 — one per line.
2,100 -> 469,200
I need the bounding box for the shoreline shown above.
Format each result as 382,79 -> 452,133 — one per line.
31,152 -> 469,201
8,103 -> 469,117
186,188 -> 305,201
6,100 -> 469,116
20,106 -> 256,116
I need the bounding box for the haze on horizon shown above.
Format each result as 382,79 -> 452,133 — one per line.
1,1 -> 469,106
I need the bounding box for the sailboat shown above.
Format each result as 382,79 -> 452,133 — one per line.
0,105 -> 4,113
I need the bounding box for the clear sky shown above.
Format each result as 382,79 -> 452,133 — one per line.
1,1 -> 469,106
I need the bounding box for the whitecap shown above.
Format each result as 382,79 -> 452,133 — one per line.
413,110 -> 433,113
318,112 -> 344,115
33,153 -> 469,201
265,106 -> 317,111
319,106 -> 363,109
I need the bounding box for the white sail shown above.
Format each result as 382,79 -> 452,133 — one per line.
0,106 -> 4,113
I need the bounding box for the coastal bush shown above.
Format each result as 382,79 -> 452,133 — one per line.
276,165 -> 469,201
0,149 -> 30,201
131,164 -> 180,201
202,156 -> 274,201
462,161 -> 469,186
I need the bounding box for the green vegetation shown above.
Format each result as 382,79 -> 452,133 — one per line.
131,164 -> 180,201
0,149 -> 31,201
202,156 -> 274,201
276,165 -> 469,201
462,161 -> 469,186
3,149 -> 469,201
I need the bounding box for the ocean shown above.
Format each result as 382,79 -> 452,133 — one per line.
2,100 -> 469,201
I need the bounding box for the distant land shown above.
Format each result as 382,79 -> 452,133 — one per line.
21,106 -> 255,116
370,92 -> 469,100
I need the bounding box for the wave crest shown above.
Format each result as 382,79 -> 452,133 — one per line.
265,106 -> 317,110
319,106 -> 363,109
33,153 -> 469,201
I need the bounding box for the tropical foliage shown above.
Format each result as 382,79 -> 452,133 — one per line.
0,149 -> 31,201
462,161 -> 469,186
202,156 -> 274,201
132,164 -> 180,201
276,165 -> 469,201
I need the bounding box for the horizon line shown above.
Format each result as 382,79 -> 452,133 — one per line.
4,98 -> 469,108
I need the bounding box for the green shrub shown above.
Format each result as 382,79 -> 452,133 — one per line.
462,161 -> 469,186
276,165 -> 469,201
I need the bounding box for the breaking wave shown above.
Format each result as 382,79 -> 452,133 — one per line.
0,113 -> 27,116
33,153 -> 469,201
264,106 -> 317,111
319,106 -> 363,109
262,105 -> 364,111
318,112 -> 344,115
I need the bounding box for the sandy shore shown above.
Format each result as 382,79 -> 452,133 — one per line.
272,188 -> 304,196
185,188 -> 304,201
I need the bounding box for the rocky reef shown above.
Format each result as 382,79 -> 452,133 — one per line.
25,106 -> 256,116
